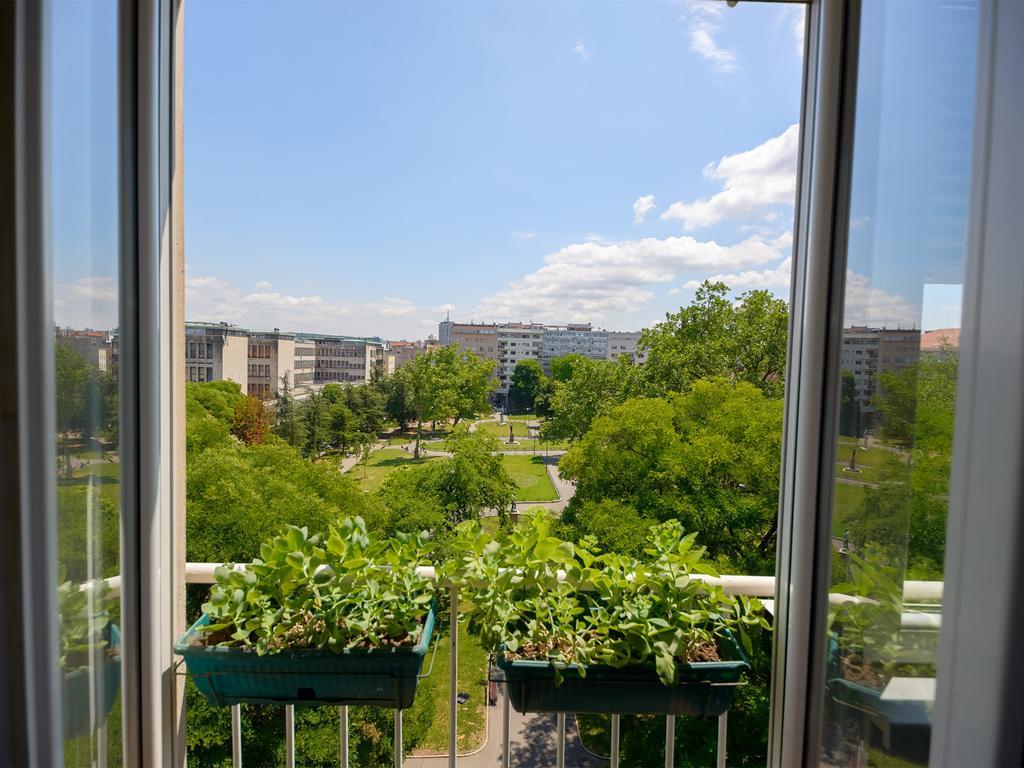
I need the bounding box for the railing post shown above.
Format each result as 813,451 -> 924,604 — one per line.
556,712 -> 566,768
664,714 -> 675,768
285,705 -> 295,768
610,714 -> 620,768
97,723 -> 109,768
231,704 -> 242,768
339,706 -> 349,768
449,585 -> 458,768
394,709 -> 403,768
717,711 -> 727,768
502,684 -> 511,766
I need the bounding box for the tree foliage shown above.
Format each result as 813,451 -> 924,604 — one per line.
507,358 -> 546,414
541,356 -> 638,441
232,395 -> 273,445
639,281 -> 789,398
559,381 -> 783,572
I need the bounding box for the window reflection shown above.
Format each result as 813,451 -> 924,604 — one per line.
821,1 -> 977,765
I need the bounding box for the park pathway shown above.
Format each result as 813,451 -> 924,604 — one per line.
405,682 -> 605,768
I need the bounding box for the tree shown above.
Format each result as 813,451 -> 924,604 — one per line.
639,281 -> 789,398
541,356 -> 638,441
558,381 -> 783,572
379,428 -> 515,532
303,392 -> 327,456
381,373 -> 416,430
839,370 -> 862,437
232,395 -> 273,445
507,359 -> 546,413
55,341 -> 95,473
274,374 -> 307,449
548,353 -> 587,383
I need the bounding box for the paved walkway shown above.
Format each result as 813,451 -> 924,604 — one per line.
405,683 -> 605,768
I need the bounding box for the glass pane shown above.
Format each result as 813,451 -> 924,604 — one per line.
50,1 -> 122,763
820,1 -> 978,765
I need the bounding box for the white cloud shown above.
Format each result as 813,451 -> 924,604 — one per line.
661,124 -> 800,230
512,230 -> 537,240
632,195 -> 657,224
53,277 -> 119,330
185,274 -> 451,338
476,231 -> 791,323
254,280 -> 273,290
779,5 -> 805,58
843,271 -> 918,328
684,1 -> 737,73
573,40 -> 589,61
683,256 -> 794,291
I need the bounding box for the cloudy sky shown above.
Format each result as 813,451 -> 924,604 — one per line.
51,0 -> 975,339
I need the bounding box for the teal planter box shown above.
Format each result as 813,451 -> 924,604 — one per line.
497,633 -> 748,716
826,641 -> 931,765
175,608 -> 435,709
63,624 -> 121,739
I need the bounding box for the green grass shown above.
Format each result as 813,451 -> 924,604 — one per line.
834,445 -> 893,483
832,480 -> 867,535
347,448 -> 443,492
409,623 -> 489,755
501,454 -> 558,502
474,421 -> 533,440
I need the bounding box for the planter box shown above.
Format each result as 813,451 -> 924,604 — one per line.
826,640 -> 931,765
63,624 -> 121,739
175,607 -> 435,709
496,633 -> 748,716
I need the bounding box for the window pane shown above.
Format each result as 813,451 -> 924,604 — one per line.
50,1 -> 122,763
820,2 -> 978,765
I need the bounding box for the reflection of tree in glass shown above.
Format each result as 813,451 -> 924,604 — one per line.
846,346 -> 958,580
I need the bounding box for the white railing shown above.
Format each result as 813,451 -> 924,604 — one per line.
177,563 -> 943,768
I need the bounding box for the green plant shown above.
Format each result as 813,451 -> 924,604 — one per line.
58,579 -> 115,671
444,513 -> 769,685
200,517 -> 435,655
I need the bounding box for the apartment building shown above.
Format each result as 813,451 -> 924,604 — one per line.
607,330 -> 648,365
185,321 -> 248,387
247,329 -> 295,400
56,328 -> 113,372
840,326 -> 921,425
539,323 -> 608,373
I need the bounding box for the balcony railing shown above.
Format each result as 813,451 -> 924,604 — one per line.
166,564 -> 941,768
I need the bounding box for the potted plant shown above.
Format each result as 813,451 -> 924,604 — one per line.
60,579 -> 121,739
175,517 -> 436,709
826,546 -> 936,765
444,514 -> 769,716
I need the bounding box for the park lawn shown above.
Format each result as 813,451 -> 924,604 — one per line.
502,454 -> 558,502
348,448 -> 442,493
475,421 -> 532,440
834,445 -> 895,484
832,480 -> 867,535
409,623 -> 489,755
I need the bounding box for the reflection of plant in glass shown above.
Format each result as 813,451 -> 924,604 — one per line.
445,513 -> 769,686
829,546 -> 905,688
200,517 -> 434,654
59,580 -> 115,671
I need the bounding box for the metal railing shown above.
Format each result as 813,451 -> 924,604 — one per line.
176,564 -> 941,768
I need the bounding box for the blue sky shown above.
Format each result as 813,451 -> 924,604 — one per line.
49,0 -> 976,340
182,0 -> 806,338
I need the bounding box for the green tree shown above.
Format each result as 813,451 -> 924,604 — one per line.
381,372 -> 415,430
541,356 -> 637,441
303,392 -> 327,456
274,375 -> 307,449
839,370 -> 862,437
640,281 -> 789,398
379,428 -> 515,533
507,358 -> 546,413
55,341 -> 96,473
548,353 -> 588,383
558,381 -> 783,572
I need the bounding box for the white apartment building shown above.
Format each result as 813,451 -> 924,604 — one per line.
297,333 -> 387,387
539,323 -> 608,373
496,323 -> 545,392
607,330 -> 648,365
56,328 -> 114,372
840,326 -> 921,424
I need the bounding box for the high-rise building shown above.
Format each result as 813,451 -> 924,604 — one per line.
840,326 -> 921,426
539,323 -> 608,373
